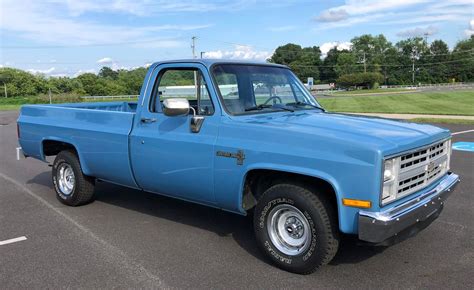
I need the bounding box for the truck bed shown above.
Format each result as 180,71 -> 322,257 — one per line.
18,101 -> 139,188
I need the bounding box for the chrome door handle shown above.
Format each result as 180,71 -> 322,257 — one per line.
140,118 -> 157,123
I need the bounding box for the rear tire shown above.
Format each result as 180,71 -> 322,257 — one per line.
52,150 -> 95,206
253,183 -> 339,274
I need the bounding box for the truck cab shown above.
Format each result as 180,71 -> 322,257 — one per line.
17,59 -> 460,274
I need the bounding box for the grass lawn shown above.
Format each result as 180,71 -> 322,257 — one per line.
318,90 -> 474,116
0,104 -> 23,110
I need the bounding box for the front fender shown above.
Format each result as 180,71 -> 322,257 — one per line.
237,163 -> 356,234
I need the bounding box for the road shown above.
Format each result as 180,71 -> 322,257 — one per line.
1,110 -> 473,289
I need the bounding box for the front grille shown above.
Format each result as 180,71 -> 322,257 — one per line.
396,140 -> 450,198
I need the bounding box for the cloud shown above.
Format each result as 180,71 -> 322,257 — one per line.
313,0 -> 471,29
49,0 -> 253,17
203,45 -> 272,61
74,69 -> 97,77
465,19 -> 474,37
26,67 -> 56,75
329,0 -> 428,16
316,9 -> 349,22
97,57 -> 114,64
320,42 -> 352,56
268,25 -> 298,32
0,0 -> 211,46
396,25 -> 438,37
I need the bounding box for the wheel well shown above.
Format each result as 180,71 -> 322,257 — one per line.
242,169 -> 338,215
42,140 -> 77,157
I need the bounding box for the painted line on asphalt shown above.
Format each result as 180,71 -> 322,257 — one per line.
452,129 -> 474,135
452,142 -> 474,152
0,236 -> 27,246
0,171 -> 167,288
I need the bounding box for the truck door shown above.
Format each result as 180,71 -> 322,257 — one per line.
130,63 -> 219,204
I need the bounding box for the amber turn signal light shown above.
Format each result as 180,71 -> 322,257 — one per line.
342,198 -> 371,209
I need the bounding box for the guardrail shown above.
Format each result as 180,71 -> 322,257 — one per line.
382,82 -> 474,89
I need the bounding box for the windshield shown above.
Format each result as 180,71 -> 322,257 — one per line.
212,64 -> 323,115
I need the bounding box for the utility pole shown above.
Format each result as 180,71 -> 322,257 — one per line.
191,36 -> 198,99
358,51 -> 367,73
200,51 -> 205,59
48,88 -> 52,104
411,47 -> 417,86
191,36 -> 197,59
362,51 -> 367,73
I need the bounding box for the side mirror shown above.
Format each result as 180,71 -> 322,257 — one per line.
162,98 -> 190,116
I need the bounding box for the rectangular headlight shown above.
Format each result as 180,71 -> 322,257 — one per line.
381,157 -> 400,205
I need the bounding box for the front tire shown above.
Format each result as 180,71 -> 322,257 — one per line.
253,183 -> 339,274
52,150 -> 95,206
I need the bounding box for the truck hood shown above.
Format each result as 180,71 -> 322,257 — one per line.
237,111 -> 450,155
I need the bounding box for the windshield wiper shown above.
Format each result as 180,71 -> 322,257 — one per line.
244,104 -> 272,111
287,101 -> 326,112
272,104 -> 295,112
244,104 -> 295,113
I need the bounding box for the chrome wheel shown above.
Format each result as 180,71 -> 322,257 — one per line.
57,163 -> 75,195
267,204 -> 312,256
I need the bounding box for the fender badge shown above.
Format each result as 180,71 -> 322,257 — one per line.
216,150 -> 245,165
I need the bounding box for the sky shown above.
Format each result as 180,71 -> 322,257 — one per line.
0,0 -> 473,77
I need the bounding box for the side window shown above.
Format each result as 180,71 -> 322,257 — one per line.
214,72 -> 239,100
151,68 -> 214,115
214,72 -> 245,113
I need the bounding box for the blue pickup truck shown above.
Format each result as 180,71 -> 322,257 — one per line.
17,59 -> 460,274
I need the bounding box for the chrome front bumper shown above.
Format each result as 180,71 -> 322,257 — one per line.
359,172 -> 460,244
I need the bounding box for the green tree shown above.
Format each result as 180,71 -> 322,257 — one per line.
290,46 -> 321,81
337,72 -> 383,89
351,34 -> 393,73
319,48 -> 347,83
0,67 -> 48,97
450,35 -> 474,82
425,40 -> 450,83
270,43 -> 321,81
395,37 -> 429,84
335,52 -> 357,75
98,66 -> 119,80
116,67 -> 147,94
268,43 -> 303,65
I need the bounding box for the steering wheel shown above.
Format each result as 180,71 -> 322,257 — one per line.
262,96 -> 282,105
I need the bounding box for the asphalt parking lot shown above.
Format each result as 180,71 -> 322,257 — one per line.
1,110 -> 473,289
